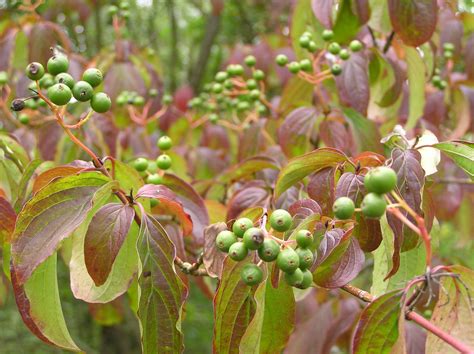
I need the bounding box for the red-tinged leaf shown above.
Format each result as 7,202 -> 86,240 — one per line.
213,257 -> 256,354
426,265 -> 474,353
84,203 -> 135,286
274,147 -> 348,199
313,228 -> 365,288
137,184 -> 193,236
11,172 -> 110,285
104,62 -> 147,102
388,0 -> 438,46
278,76 -> 314,117
336,52 -> 369,116
352,151 -> 386,168
352,0 -> 370,25
311,0 -> 333,28
32,166 -> 82,194
161,174 -> 209,246
239,267 -> 295,354
319,119 -> 353,155
0,196 -> 16,243
352,290 -> 404,354
238,120 -> 266,161
219,156 -> 279,184
26,21 -> 72,65
335,172 -> 382,251
288,199 -> 322,218
278,107 -> 318,158
423,91 -> 447,126
137,213 -> 187,354
343,108 -> 383,154
379,58 -> 405,108
203,223 -> 228,278
307,167 -> 337,215
226,182 -> 271,221
11,254 -> 80,351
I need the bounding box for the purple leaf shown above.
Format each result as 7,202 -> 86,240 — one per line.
465,35 -> 474,80
352,0 -> 370,25
226,182 -> 271,221
203,223 -> 228,278
84,203 -> 135,286
307,167 -> 337,216
278,107 -> 318,158
288,199 -> 322,218
311,0 -> 333,28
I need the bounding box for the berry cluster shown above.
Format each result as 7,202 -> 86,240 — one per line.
133,135 -> 173,192
116,90 -> 172,107
216,209 -> 315,289
275,30 -> 363,77
332,166 -> 398,220
106,1 -> 131,21
431,42 -> 456,91
22,54 -> 111,113
187,55 -> 268,122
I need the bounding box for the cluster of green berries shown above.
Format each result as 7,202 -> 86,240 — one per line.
442,42 -> 455,60
0,71 -> 8,86
22,54 -> 111,113
216,210 -> 314,289
276,30 -> 363,77
332,166 -> 398,220
188,55 -> 267,120
107,1 -> 131,21
431,42 -> 456,91
116,89 -> 172,107
133,135 -> 173,187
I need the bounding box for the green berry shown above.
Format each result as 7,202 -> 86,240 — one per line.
0,71 -> 8,85
270,209 -> 292,232
18,113 -> 29,125
55,72 -> 74,89
156,154 -> 172,170
163,94 -> 173,105
285,268 -> 304,287
299,35 -> 311,48
26,62 -> 45,80
223,80 -> 234,90
339,49 -> 351,60
72,80 -> 93,102
90,92 -> 111,113
246,79 -> 257,90
333,197 -> 355,220
232,218 -> 253,237
288,61 -> 301,74
39,73 -> 54,88
322,29 -> 334,41
236,101 -> 249,112
149,88 -> 158,97
443,42 -> 455,52
300,269 -> 313,289
257,104 -> 266,115
147,173 -> 162,185
308,41 -> 317,53
432,75 -> 441,86
47,83 -> 72,106
216,230 -> 238,252
350,40 -> 363,52
244,55 -> 256,67
212,83 -> 223,94
133,96 -> 145,106
300,59 -> 312,72
228,241 -> 248,261
331,64 -> 342,76
209,113 -> 219,124
119,1 -> 129,10
107,5 -> 118,17
361,193 -> 387,219
228,64 -> 244,76
243,227 -> 265,250
82,68 -> 103,87
47,55 -> 69,75
157,136 -> 172,150
249,89 -> 260,101
295,229 -> 313,248
444,50 -> 453,59
275,54 -> 288,66
215,71 -> 228,83
253,69 -> 265,81
364,166 -> 398,194
240,264 -> 263,286
438,80 -> 447,90
25,99 -> 38,110
133,157 -> 149,172
296,248 -> 314,270
257,238 -> 280,262
328,42 -> 341,55
276,247 -> 300,273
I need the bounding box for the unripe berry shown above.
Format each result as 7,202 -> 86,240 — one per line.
253,69 -> 265,81
322,29 -> 334,41
18,113 -> 29,125
163,94 -> 173,105
295,229 -> 313,248
156,154 -> 172,170
242,227 -> 265,250
26,62 -> 45,80
244,55 -> 256,67
133,157 -> 149,172
133,96 -> 145,106
364,166 -> 397,194
47,83 -> 72,106
72,81 -> 93,102
249,89 -> 260,101
157,136 -> 173,150
240,264 -> 263,286
361,193 -> 387,219
331,64 -> 342,76
212,83 -> 223,94
149,88 -> 158,97
285,268 -> 304,287
47,55 -> 69,75
90,92 -> 111,113
308,41 -> 317,53
299,35 -> 311,48
333,197 -> 355,220
232,218 -> 253,237
288,61 -> 301,74
270,209 -> 292,232
228,241 -> 248,261
296,248 -> 314,270
0,71 -> 8,85
257,238 -> 280,262
276,247 -> 299,273
147,173 -> 162,185
349,40 -> 363,52
339,49 -> 350,60
215,71 -> 228,83
82,68 -> 103,87
275,54 -> 289,66
246,79 -> 257,90
300,59 -> 312,72
300,269 -> 313,289
216,230 -> 238,252
39,73 -> 54,89
328,42 -> 341,55
55,72 -> 74,89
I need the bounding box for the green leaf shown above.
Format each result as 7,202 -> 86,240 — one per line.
239,266 -> 295,354
213,257 -> 256,354
137,213 -> 187,354
0,132 -> 30,169
332,0 -> 361,43
11,172 -> 110,285
11,253 -> 80,351
343,108 -> 383,153
404,46 -> 426,129
291,0 -> 324,60
218,156 -> 279,184
352,290 -> 404,354
426,265 -> 474,353
371,216 -> 426,297
433,141 -> 474,179
274,148 -> 348,199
